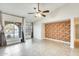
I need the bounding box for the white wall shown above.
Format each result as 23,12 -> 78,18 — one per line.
70,17 -> 75,48
2,14 -> 22,23
33,4 -> 79,48
33,21 -> 42,39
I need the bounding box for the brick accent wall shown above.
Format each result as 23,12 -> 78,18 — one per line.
45,20 -> 70,42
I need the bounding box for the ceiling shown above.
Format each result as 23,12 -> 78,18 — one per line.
0,3 -> 65,22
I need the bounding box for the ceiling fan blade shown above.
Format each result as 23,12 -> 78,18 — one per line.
41,13 -> 46,17
28,13 -> 35,14
38,3 -> 40,11
43,10 -> 49,13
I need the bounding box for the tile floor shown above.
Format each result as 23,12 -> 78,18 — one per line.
0,39 -> 79,56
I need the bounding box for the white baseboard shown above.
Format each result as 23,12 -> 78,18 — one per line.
43,38 -> 70,45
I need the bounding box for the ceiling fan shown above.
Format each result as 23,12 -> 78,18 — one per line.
28,3 -> 49,17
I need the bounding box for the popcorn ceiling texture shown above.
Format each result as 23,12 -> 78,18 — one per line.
45,20 -> 70,42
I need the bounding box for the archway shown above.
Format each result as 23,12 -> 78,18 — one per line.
4,23 -> 21,45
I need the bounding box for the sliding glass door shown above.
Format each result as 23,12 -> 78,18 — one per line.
24,23 -> 32,39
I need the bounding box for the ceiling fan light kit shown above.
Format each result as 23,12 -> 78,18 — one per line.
35,13 -> 42,17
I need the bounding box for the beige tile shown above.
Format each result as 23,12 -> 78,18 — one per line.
0,39 -> 79,56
